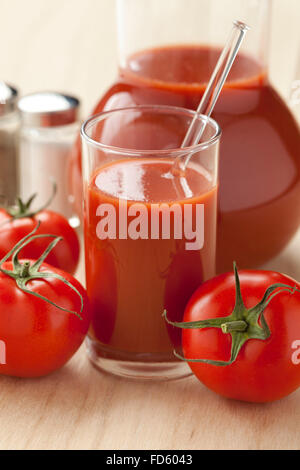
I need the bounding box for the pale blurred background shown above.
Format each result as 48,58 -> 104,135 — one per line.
0,0 -> 299,116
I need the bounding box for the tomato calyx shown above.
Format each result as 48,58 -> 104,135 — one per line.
5,181 -> 57,221
163,263 -> 300,367
0,222 -> 83,319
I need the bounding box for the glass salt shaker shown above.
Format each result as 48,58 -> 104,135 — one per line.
0,82 -> 20,205
18,92 -> 80,227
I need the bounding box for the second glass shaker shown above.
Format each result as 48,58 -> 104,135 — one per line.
0,82 -> 20,205
18,92 -> 80,226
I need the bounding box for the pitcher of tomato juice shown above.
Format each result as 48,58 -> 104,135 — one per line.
70,0 -> 300,273
81,106 -> 220,379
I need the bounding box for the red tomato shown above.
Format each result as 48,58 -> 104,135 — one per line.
0,209 -> 80,275
172,269 -> 300,403
0,259 -> 90,378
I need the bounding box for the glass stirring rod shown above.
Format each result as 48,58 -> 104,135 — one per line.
173,20 -> 250,175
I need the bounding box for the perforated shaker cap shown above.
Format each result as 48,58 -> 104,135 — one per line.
18,91 -> 80,127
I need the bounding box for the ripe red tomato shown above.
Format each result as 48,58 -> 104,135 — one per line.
168,268 -> 300,403
0,258 -> 90,378
0,209 -> 80,275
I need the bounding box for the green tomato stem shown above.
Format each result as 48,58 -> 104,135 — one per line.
0,222 -> 83,319
19,261 -> 31,279
5,180 -> 57,220
221,320 -> 248,333
164,262 -> 300,367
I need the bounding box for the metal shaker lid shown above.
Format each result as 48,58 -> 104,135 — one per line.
18,92 -> 80,127
0,82 -> 18,117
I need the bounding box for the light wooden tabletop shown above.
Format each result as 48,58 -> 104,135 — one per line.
0,0 -> 300,451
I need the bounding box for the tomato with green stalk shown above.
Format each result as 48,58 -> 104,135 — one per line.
0,183 -> 80,275
0,224 -> 90,378
164,264 -> 300,403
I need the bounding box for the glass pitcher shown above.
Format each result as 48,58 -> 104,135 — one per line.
70,0 -> 300,273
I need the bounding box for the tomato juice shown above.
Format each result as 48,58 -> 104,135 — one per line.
85,157 -> 218,360
83,45 -> 300,273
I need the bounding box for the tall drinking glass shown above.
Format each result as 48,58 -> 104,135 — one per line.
81,105 -> 220,380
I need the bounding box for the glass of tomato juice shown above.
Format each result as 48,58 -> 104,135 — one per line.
81,105 -> 221,380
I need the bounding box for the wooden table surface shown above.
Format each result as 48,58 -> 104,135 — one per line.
2,231 -> 300,451
0,0 -> 300,451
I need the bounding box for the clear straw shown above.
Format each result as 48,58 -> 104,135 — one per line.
173,20 -> 250,175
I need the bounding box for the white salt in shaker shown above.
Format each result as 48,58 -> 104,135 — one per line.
18,92 -> 80,227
